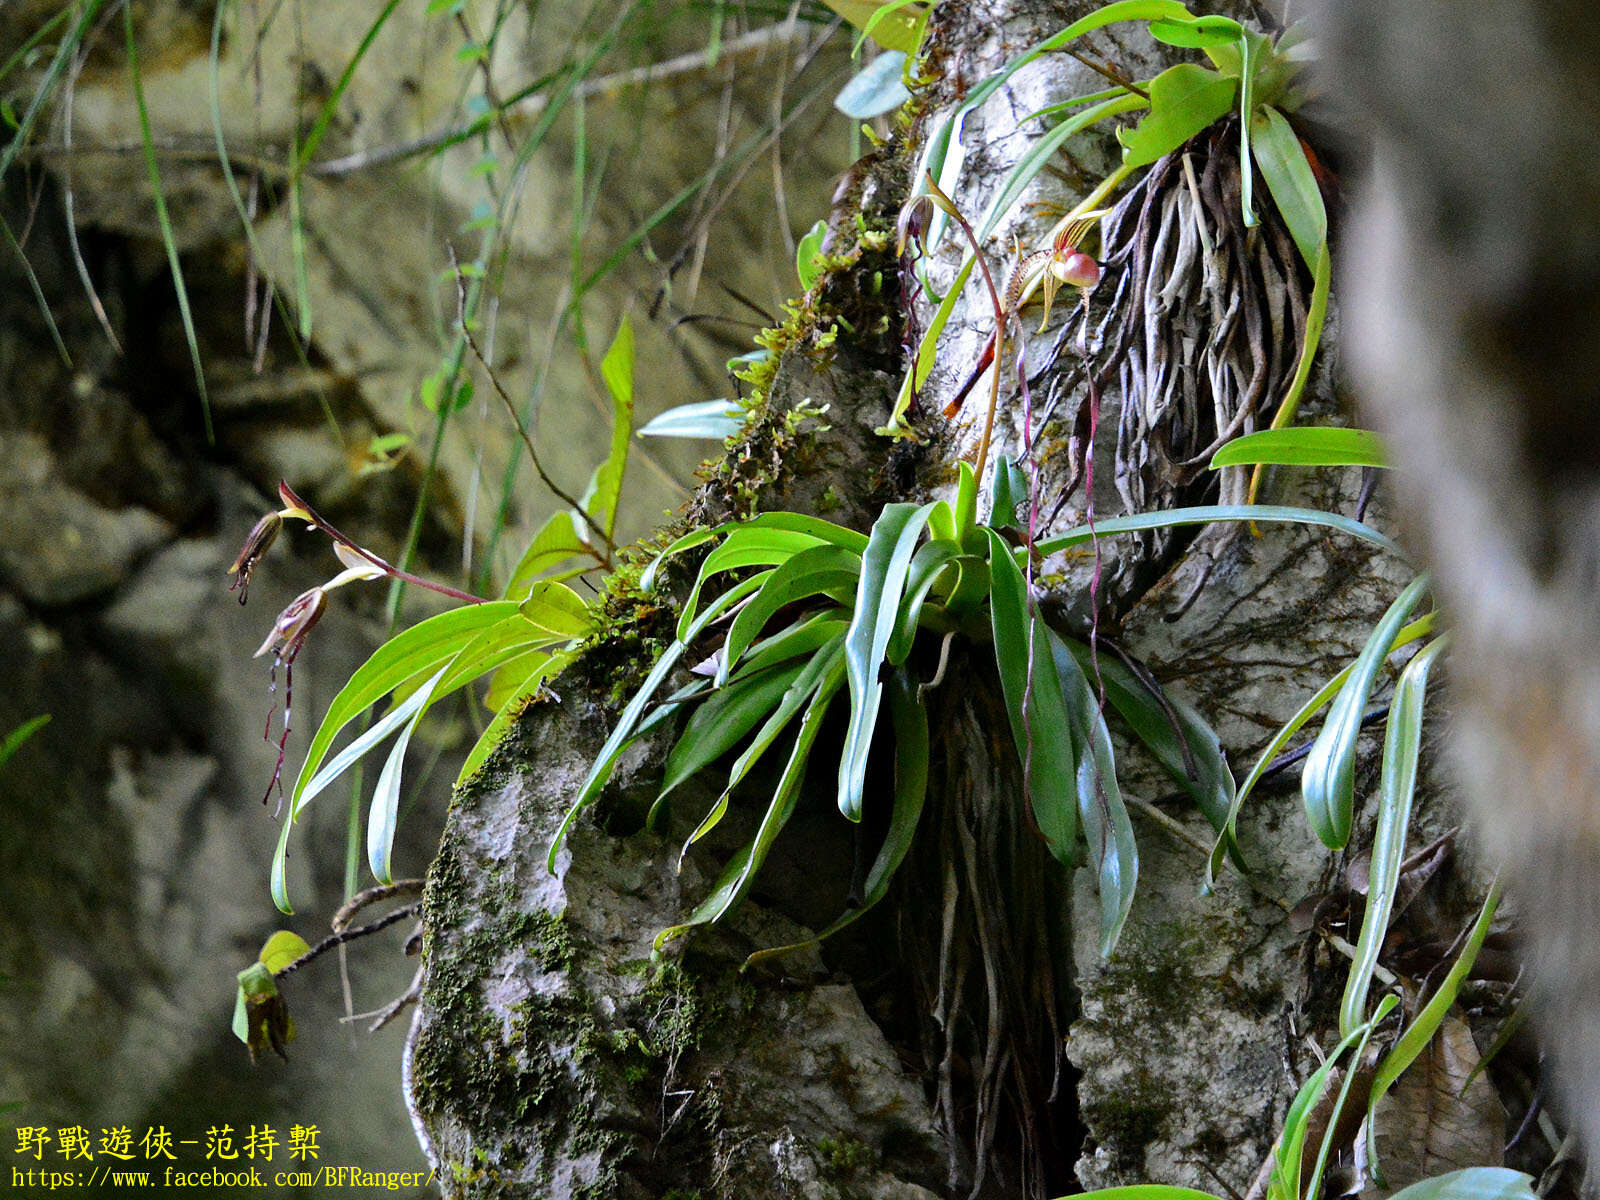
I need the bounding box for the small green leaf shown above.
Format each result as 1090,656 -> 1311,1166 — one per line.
839,503 -> 938,821
258,931 -> 311,974
818,0 -> 923,53
0,714 -> 48,771
1119,64 -> 1236,168
1211,427 -> 1388,470
989,455 -> 1030,529
953,461 -> 978,544
834,51 -> 911,119
518,580 -> 593,639
1251,105 -> 1326,272
1339,635 -> 1448,1035
1302,575 -> 1430,850
883,256 -> 975,437
1236,32 -> 1261,226
795,218 -> 829,290
1147,13 -> 1242,47
637,399 -> 744,440
579,316 -> 635,541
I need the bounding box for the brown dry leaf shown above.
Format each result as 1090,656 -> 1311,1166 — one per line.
1373,1016 -> 1505,1189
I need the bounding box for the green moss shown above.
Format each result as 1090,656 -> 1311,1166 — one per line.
1082,1071 -> 1167,1170
817,1135 -> 877,1176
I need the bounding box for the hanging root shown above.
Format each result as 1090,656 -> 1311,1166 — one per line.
1037,122 -> 1309,540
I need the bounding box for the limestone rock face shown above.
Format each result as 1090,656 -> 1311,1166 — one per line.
408,688 -> 946,1199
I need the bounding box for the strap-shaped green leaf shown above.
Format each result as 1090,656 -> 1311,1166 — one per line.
718,544 -> 862,684
887,540 -> 962,665
659,662 -> 809,800
1063,639 -> 1238,863
678,529 -> 825,640
1031,504 -> 1403,560
1211,427 -> 1388,470
668,637 -> 847,847
636,399 -> 743,441
288,602 -> 520,807
655,653 -> 846,950
839,503 -> 938,821
1384,1171 -> 1536,1200
273,656 -> 458,912
457,648 -> 572,788
744,663 -> 929,967
1148,13 -> 1241,47
1302,575 -> 1430,849
505,510 -> 590,597
1051,630 -> 1139,954
368,664 -> 451,885
728,611 -> 851,681
986,528 -> 1080,859
1340,635 -> 1448,1036
1271,994 -> 1398,1200
1204,613 -> 1435,891
1367,885 -> 1500,1120
1056,1188 -> 1226,1200
576,316 -> 635,542
721,636 -> 847,802
551,572 -> 770,870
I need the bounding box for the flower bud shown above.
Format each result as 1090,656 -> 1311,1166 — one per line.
1050,251 -> 1101,291
228,512 -> 282,604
